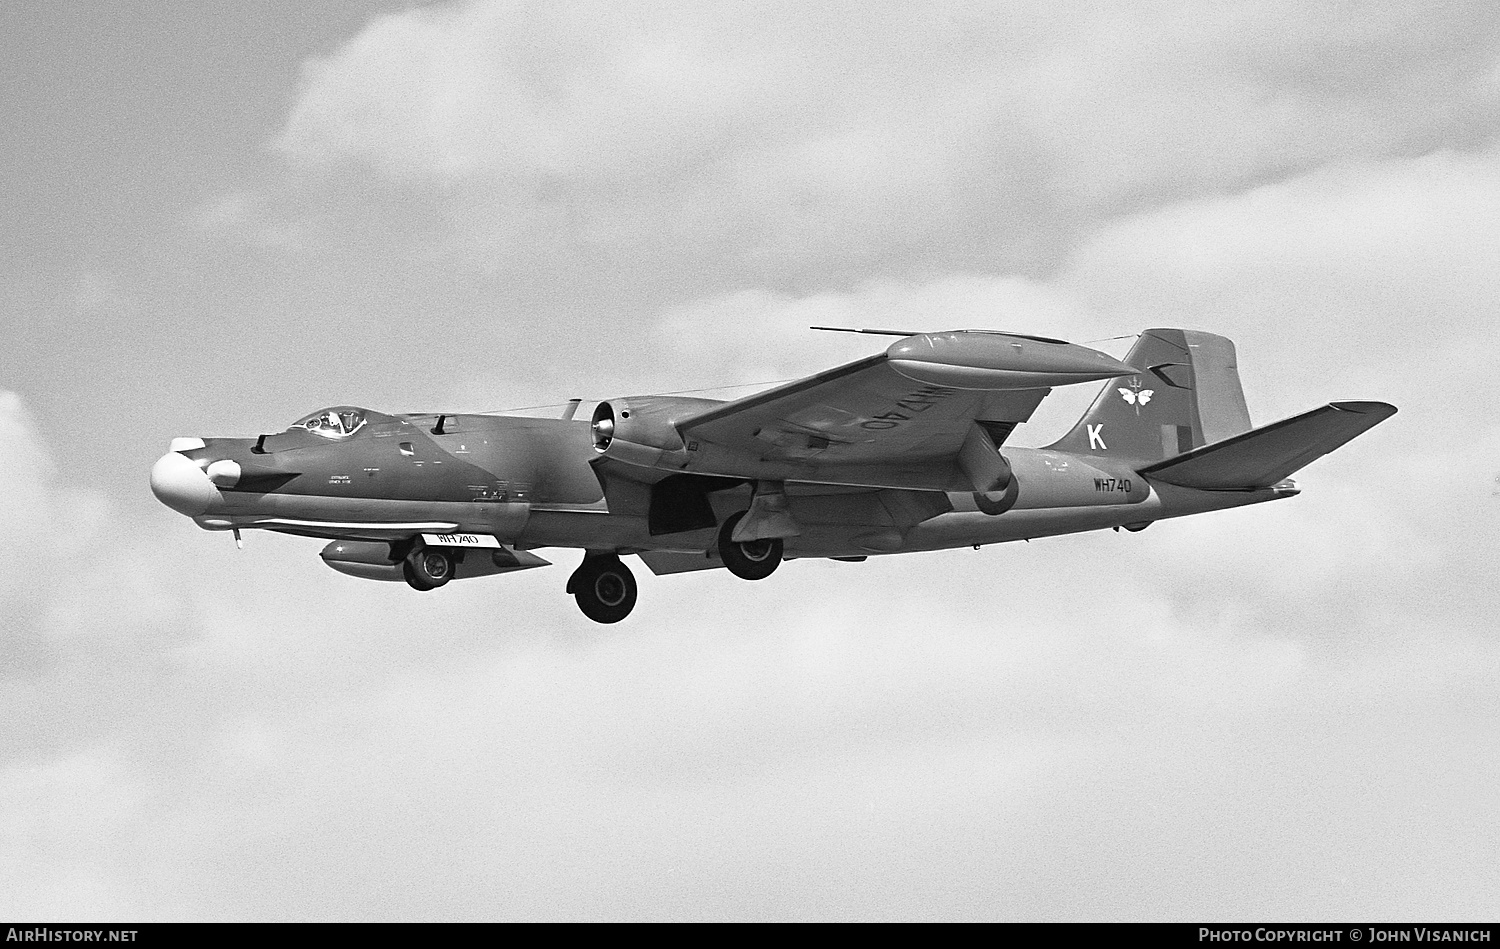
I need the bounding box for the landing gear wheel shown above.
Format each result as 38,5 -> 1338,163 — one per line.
717,511 -> 783,581
403,547 -> 453,591
568,555 -> 637,624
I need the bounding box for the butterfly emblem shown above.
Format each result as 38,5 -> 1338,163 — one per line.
1119,385 -> 1153,413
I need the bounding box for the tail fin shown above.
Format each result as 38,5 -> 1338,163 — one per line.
1046,328 -> 1252,464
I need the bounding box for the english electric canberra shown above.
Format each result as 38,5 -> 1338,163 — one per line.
150,328 -> 1395,622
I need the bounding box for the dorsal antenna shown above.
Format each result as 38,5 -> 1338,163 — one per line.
808,326 -> 924,337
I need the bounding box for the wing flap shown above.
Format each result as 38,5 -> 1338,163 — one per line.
1139,401 -> 1397,490
638,551 -> 724,575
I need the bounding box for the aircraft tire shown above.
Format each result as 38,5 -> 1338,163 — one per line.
717,511 -> 782,581
403,547 -> 453,591
571,555 -> 637,624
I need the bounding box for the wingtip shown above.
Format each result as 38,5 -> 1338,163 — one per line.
1329,400 -> 1398,418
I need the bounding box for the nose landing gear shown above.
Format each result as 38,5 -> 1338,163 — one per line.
403,547 -> 453,591
567,554 -> 638,624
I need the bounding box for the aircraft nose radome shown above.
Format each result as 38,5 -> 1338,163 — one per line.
150,450 -> 217,516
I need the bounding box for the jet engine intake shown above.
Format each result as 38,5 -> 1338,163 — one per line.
590,396 -> 722,470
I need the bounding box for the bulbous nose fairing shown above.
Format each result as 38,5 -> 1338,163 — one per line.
149,450 -> 218,516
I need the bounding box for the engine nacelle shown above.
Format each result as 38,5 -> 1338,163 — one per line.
591,396 -> 722,470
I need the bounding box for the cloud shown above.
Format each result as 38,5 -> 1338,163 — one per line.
1055,146 -> 1500,448
436,144 -> 1500,464
0,393 -> 55,535
4,175 -> 1499,917
192,192 -> 315,252
270,0 -> 1500,281
9,0 -> 1500,921
5,551 -> 1496,919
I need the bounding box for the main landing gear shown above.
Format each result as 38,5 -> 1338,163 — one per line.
568,554 -> 638,624
717,510 -> 783,581
403,546 -> 453,591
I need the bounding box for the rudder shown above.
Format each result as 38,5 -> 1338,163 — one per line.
1046,329 -> 1252,464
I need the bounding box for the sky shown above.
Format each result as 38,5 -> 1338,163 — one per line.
2,0 -> 1498,921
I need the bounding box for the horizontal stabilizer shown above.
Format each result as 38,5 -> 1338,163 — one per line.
1139,401 -> 1397,490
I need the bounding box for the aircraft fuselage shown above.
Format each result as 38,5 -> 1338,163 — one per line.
153,408 -> 1289,562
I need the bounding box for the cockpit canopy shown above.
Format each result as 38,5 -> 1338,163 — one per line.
291,406 -> 368,439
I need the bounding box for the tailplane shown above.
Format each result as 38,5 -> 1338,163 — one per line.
1139,401 -> 1397,490
1047,329 -> 1252,464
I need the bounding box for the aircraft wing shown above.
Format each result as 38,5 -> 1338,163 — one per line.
663,331 -> 1133,492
